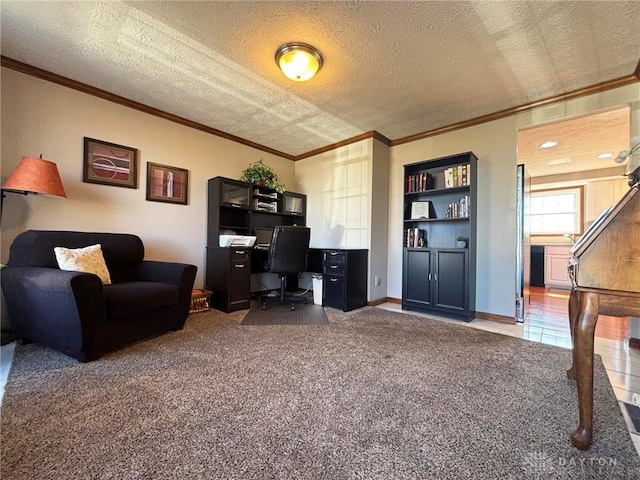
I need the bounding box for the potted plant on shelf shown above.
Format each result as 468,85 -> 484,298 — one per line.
456,236 -> 467,248
239,159 -> 286,193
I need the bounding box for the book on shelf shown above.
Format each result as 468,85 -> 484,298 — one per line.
444,194 -> 471,218
406,172 -> 432,193
405,228 -> 426,248
444,169 -> 453,188
443,164 -> 470,188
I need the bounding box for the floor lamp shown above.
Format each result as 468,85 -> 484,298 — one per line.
1,155 -> 67,220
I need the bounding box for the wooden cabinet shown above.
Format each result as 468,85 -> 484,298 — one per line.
206,247 -> 251,312
585,178 -> 627,222
401,152 -> 477,321
544,244 -> 572,289
403,248 -> 468,314
207,177 -> 307,244
322,249 -> 368,311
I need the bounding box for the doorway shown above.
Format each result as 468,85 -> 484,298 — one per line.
516,106 -> 631,339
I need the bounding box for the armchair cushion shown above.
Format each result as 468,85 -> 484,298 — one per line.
104,282 -> 179,317
54,244 -> 112,285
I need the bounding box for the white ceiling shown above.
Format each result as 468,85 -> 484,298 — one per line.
1,1 -> 639,161
517,106 -> 631,178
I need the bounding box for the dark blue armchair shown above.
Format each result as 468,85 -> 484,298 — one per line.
1,230 -> 197,362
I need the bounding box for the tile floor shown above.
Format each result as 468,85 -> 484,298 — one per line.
1,287 -> 638,456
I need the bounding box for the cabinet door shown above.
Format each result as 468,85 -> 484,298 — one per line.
434,250 -> 467,312
403,249 -> 432,307
228,261 -> 250,309
323,275 -> 345,309
544,245 -> 571,289
586,179 -> 627,222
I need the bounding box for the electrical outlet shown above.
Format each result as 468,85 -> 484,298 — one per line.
374,276 -> 381,286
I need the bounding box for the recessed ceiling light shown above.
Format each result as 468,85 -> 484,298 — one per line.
540,141 -> 558,149
597,153 -> 613,159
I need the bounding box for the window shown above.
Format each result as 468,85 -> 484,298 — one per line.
530,187 -> 583,235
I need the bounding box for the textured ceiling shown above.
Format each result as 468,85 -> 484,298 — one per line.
1,1 -> 639,160
517,106 -> 631,177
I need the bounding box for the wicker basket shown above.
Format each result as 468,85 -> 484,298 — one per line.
190,289 -> 212,314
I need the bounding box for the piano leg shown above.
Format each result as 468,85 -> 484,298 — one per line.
570,290 -> 599,450
566,289 -> 579,380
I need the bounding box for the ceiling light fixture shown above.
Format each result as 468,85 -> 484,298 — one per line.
597,153 -> 613,159
275,42 -> 323,82
540,141 -> 558,149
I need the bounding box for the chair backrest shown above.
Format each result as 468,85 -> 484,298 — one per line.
7,230 -> 145,283
268,226 -> 310,274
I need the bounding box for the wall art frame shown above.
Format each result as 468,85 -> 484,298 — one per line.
146,162 -> 189,205
83,137 -> 138,188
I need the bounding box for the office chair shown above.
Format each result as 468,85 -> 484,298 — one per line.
260,225 -> 311,311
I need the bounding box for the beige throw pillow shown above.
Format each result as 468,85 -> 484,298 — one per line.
54,244 -> 112,285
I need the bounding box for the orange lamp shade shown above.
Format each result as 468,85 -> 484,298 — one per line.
2,156 -> 67,198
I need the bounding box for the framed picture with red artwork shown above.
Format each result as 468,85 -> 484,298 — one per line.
83,137 -> 138,189
146,162 -> 189,205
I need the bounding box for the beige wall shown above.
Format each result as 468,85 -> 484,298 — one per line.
1,68 -> 295,290
2,66 -> 638,323
369,138 -> 390,302
388,83 -> 639,318
389,119 -> 518,318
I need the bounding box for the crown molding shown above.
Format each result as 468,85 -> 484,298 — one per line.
3,55 -> 637,160
1,56 -> 295,161
293,131 -> 391,161
391,74 -> 639,147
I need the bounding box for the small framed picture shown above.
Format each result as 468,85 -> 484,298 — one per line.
83,137 -> 138,188
411,201 -> 432,219
146,162 -> 189,205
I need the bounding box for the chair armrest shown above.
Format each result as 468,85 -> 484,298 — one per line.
135,261 -> 197,318
1,266 -> 105,360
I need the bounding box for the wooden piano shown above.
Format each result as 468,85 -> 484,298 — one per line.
566,181 -> 640,450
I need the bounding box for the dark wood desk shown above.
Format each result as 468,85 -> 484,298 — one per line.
207,246 -> 368,313
566,184 -> 639,450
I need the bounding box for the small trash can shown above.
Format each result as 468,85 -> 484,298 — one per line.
312,274 -> 323,305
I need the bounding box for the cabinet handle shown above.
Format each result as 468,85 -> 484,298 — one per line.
329,278 -> 338,282
234,264 -> 246,268
234,250 -> 245,254
433,273 -> 438,282
330,251 -> 338,256
330,265 -> 338,269
428,273 -> 432,282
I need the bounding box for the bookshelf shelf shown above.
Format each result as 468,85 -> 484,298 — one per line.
404,217 -> 469,224
402,152 -> 477,321
405,185 -> 469,197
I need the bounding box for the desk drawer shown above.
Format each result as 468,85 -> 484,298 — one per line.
324,275 -> 345,309
323,250 -> 346,264
323,263 -> 345,276
230,249 -> 250,262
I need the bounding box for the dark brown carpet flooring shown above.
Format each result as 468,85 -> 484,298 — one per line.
1,307 -> 639,479
241,299 -> 329,325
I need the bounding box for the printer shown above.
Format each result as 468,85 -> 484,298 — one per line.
219,235 -> 257,248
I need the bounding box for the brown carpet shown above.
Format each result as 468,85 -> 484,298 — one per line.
241,299 -> 329,325
1,307 -> 639,479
